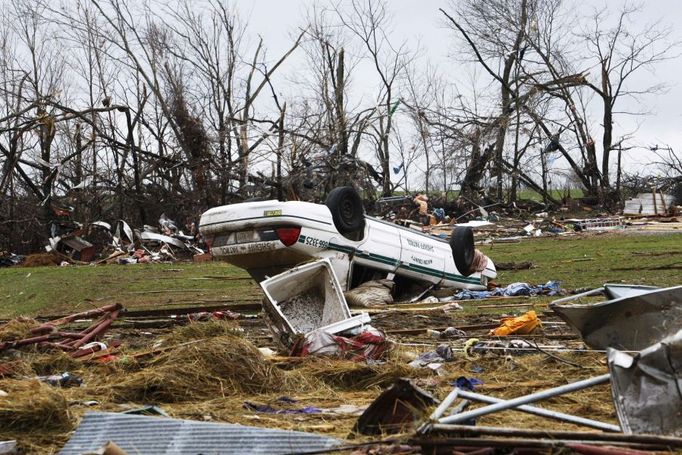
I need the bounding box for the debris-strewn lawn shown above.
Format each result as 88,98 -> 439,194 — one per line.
481,231 -> 682,289
0,231 -> 680,453
0,233 -> 682,318
0,262 -> 255,318
1,232 -> 679,318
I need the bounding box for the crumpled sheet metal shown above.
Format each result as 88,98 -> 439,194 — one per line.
608,328 -> 682,436
140,231 -> 188,249
352,378 -> 438,435
59,412 -> 341,455
602,283 -> 660,300
550,285 -> 682,350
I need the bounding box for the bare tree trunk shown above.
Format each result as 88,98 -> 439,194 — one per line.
276,103 -> 286,200
334,49 -> 348,156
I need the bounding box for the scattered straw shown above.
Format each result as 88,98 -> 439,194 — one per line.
293,358 -> 432,391
21,253 -> 61,267
0,317 -> 39,342
28,350 -> 83,376
0,359 -> 34,379
111,334 -> 284,402
0,379 -> 71,431
167,319 -> 242,343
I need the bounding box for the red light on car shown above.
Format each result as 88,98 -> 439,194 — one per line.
276,227 -> 301,246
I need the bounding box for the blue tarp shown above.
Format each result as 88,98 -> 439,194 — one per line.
452,281 -> 561,300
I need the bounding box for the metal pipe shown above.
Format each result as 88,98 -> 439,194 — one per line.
0,333 -> 56,350
550,287 -> 604,305
71,309 -> 120,349
438,374 -> 610,425
30,303 -> 122,334
449,399 -> 470,416
456,389 -> 620,432
428,388 -> 459,421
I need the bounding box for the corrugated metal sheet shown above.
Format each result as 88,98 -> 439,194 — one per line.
60,412 -> 341,455
623,192 -> 676,216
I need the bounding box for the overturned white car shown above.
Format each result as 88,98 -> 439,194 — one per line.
199,187 -> 496,291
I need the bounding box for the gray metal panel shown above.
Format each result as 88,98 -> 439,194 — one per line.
604,283 -> 660,300
550,285 -> 682,350
608,329 -> 682,435
60,412 -> 341,455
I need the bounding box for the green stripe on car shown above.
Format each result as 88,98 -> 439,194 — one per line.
328,242 -> 480,285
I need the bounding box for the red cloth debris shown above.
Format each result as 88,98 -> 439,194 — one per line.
290,328 -> 390,361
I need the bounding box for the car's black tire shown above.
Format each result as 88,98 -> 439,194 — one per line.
450,226 -> 475,276
325,186 -> 365,235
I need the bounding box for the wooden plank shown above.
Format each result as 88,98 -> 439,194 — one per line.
122,302 -> 262,318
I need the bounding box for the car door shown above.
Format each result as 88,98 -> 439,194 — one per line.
350,218 -> 401,275
397,228 -> 446,285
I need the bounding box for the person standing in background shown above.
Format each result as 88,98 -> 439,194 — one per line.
414,194 -> 429,232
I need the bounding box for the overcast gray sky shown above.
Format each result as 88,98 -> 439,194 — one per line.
241,0 -> 681,172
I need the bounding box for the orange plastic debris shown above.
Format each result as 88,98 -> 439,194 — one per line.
490,310 -> 541,336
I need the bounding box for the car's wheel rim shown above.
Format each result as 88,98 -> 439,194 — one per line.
340,198 -> 354,220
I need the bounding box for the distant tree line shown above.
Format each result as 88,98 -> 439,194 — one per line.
0,0 -> 678,253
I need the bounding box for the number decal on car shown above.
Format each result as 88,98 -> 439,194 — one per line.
303,236 -> 328,248
264,209 -> 282,216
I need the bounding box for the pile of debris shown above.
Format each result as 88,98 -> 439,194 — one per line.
418,211 -> 681,244
0,304 -> 121,359
13,211 -> 206,267
0,252 -> 23,268
1,279 -> 682,453
379,191 -> 680,244
623,191 -> 677,217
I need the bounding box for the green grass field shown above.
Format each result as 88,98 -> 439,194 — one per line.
0,232 -> 679,318
0,261 -> 255,318
479,232 -> 682,288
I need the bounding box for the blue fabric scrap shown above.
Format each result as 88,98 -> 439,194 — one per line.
452,376 -> 483,391
453,281 -> 561,300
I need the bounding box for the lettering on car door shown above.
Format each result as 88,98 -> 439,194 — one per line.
399,231 -> 445,282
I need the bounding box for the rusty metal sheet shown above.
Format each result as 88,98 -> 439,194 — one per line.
353,378 -> 438,435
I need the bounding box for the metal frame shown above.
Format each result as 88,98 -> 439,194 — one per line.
422,374 -> 617,433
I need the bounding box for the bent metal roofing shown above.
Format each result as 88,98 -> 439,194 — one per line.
60,411 -> 341,455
